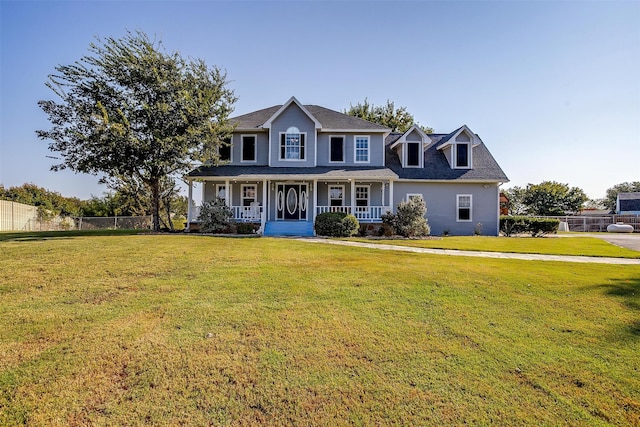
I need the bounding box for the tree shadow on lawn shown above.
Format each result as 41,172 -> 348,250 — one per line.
590,277 -> 640,339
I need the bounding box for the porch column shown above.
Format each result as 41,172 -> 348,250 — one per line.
381,181 -> 386,211
313,179 -> 318,222
186,179 -> 193,231
224,179 -> 230,206
262,179 -> 268,225
350,179 -> 356,215
389,180 -> 394,212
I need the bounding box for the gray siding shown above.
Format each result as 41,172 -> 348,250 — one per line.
316,132 -> 385,166
392,182 -> 500,236
269,104 -> 316,167
229,132 -> 269,165
316,182 -> 385,207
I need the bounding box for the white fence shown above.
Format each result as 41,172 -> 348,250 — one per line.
0,200 -> 38,231
316,206 -> 389,222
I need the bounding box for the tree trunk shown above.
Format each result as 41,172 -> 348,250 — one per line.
150,179 -> 161,232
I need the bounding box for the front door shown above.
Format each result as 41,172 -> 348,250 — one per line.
276,184 -> 308,220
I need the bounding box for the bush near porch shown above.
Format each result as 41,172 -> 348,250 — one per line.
314,212 -> 359,237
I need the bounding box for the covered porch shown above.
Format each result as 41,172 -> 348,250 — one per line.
185,167 -> 399,233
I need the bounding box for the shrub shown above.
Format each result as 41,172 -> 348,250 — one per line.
198,198 -> 234,233
383,196 -> 430,237
500,216 -> 559,237
236,222 -> 258,235
315,212 -> 360,237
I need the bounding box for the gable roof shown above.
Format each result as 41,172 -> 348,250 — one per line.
262,96 -> 322,130
231,98 -> 390,132
385,130 -> 509,182
388,125 -> 430,150
436,125 -> 480,150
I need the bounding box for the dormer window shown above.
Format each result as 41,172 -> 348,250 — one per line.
456,143 -> 469,168
453,130 -> 472,169
280,126 -> 305,160
407,142 -> 421,167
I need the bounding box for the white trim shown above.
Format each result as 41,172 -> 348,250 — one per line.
328,135 -> 346,163
354,135 -> 370,164
321,129 -> 389,133
355,185 -> 370,208
456,194 -> 473,222
187,180 -> 193,228
225,179 -> 230,206
453,141 -> 472,169
404,141 -> 423,168
278,130 -> 308,161
328,185 -> 345,206
388,125 -> 430,150
262,96 -> 322,129
314,129 -> 318,167
406,193 -> 422,202
216,184 -> 228,205
241,184 -> 257,207
240,134 -> 257,163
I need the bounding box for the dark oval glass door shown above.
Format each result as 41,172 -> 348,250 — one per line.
277,184 -> 307,220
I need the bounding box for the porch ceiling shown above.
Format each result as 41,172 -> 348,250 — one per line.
187,165 -> 398,181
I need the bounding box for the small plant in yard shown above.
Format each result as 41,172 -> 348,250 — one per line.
474,222 -> 483,236
197,198 -> 234,233
382,196 -> 430,237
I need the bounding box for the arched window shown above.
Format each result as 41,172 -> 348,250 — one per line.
280,126 -> 305,160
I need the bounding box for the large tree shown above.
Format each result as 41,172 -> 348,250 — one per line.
37,31 -> 236,231
522,181 -> 588,216
345,98 -> 432,133
604,181 -> 640,211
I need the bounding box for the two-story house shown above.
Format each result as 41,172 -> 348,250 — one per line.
185,96 -> 509,236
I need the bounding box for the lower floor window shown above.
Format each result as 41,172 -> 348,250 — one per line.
457,194 -> 472,221
242,185 -> 256,207
329,186 -> 344,206
355,186 -> 369,207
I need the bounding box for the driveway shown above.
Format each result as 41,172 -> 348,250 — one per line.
587,233 -> 640,252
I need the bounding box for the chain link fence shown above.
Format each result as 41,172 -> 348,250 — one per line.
537,215 -> 640,233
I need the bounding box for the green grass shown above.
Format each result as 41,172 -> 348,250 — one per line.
347,235 -> 640,258
1,234 -> 639,425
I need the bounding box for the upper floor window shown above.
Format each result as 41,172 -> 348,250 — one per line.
355,136 -> 369,163
241,135 -> 256,162
280,126 -> 305,160
330,136 -> 344,162
456,143 -> 469,168
407,142 -> 420,167
219,138 -> 231,162
242,185 -> 257,207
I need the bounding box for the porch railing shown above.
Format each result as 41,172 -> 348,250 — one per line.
190,205 -> 263,223
316,206 -> 390,222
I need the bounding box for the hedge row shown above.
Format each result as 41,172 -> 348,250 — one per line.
500,216 -> 560,237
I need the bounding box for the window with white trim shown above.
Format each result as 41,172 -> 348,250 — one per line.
407,193 -> 423,202
330,136 -> 344,162
280,127 -> 305,160
242,185 -> 256,207
455,143 -> 470,168
241,135 -> 256,162
355,186 -> 369,207
329,186 -> 344,207
407,142 -> 420,167
354,136 -> 369,163
457,194 -> 472,222
216,184 -> 227,201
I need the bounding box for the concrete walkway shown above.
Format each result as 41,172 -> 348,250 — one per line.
298,238 -> 640,265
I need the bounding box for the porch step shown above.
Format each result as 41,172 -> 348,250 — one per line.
263,221 -> 314,237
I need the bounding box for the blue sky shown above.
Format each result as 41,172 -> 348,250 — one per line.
1,0 -> 638,201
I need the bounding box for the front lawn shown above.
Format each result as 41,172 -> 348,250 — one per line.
348,235 -> 640,258
1,234 -> 638,425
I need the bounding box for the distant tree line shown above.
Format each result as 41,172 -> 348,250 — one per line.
502,181 -> 639,216
0,183 -> 188,229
